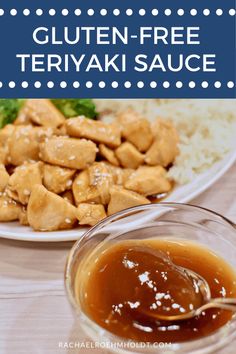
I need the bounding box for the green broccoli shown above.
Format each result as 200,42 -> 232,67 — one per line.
0,99 -> 97,129
0,99 -> 25,128
51,99 -> 97,119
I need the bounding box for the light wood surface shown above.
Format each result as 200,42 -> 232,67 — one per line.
1,164 -> 236,354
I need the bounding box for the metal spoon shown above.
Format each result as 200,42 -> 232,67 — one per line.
141,267 -> 236,321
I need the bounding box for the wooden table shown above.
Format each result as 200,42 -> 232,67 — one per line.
1,163 -> 236,354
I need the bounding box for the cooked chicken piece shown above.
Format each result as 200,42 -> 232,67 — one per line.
8,126 -> 39,165
145,119 -> 179,167
22,99 -> 65,128
66,116 -> 121,148
0,124 -> 15,147
19,207 -> 29,226
99,144 -> 119,166
14,104 -> 32,125
0,125 -> 15,164
120,169 -> 135,185
0,164 -> 9,192
27,185 -> 78,231
7,162 -> 43,205
0,148 -> 7,164
43,164 -> 76,194
72,170 -> 101,206
88,162 -> 114,204
8,126 -> 55,165
40,137 -> 97,169
117,110 -> 153,152
72,162 -> 114,206
55,124 -> 67,136
61,190 -> 75,205
107,186 -> 150,216
125,166 -> 172,196
115,142 -> 144,169
0,193 -> 21,221
103,162 -> 134,186
77,203 -> 107,226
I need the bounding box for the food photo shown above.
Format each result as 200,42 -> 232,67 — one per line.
0,99 -> 236,240
1,99 -> 236,353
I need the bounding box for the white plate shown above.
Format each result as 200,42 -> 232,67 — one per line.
0,150 -> 236,242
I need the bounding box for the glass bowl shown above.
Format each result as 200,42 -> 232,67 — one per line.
65,203 -> 236,354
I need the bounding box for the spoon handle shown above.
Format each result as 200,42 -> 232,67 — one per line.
212,297 -> 236,309
212,298 -> 236,304
196,298 -> 236,314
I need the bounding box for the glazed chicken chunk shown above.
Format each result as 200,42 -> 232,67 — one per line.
66,116 -> 121,148
88,162 -> 114,205
40,137 -> 97,169
14,104 -> 32,125
72,170 -> 101,206
0,100 -> 179,232
103,163 -> 134,186
27,185 -> 78,231
19,207 -> 29,226
43,164 -> 76,194
115,142 -> 144,169
77,203 -> 107,226
20,99 -> 65,128
0,164 -> 9,192
0,148 -> 7,164
72,162 -> 114,206
72,162 -> 133,205
8,126 -> 39,165
0,193 -> 22,222
125,166 -> 172,196
117,110 -> 153,152
0,124 -> 15,164
7,162 -> 43,205
108,186 -> 150,216
0,124 -> 15,147
99,144 -> 119,166
7,126 -> 54,166
145,119 -> 179,167
61,190 -> 75,205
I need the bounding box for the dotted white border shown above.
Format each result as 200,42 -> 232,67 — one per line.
0,7 -> 234,92
0,81 -> 234,89
0,8 -> 235,16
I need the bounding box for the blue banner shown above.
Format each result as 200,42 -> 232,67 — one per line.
0,1 -> 235,98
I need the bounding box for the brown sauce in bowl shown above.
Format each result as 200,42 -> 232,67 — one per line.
75,239 -> 236,343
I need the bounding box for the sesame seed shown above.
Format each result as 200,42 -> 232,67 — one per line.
23,189 -> 30,196
59,170 -> 67,176
66,180 -> 72,187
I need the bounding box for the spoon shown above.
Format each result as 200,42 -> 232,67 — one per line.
141,267 -> 236,321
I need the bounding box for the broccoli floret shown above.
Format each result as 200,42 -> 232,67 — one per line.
0,99 -> 97,129
51,99 -> 97,119
0,99 -> 25,128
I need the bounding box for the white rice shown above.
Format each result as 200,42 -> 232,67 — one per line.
94,99 -> 236,184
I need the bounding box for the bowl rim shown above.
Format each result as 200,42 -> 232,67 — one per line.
65,202 -> 236,354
